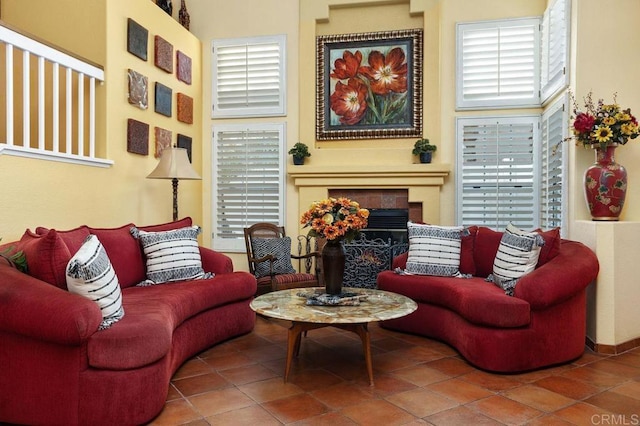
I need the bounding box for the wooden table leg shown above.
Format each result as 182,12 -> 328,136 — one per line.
284,322 -> 327,383
335,323 -> 374,386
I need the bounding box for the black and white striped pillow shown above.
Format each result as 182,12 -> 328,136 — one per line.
130,225 -> 212,286
66,235 -> 124,330
489,223 -> 545,296
405,223 -> 464,277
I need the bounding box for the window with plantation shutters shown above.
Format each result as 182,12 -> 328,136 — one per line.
212,35 -> 286,118
456,18 -> 541,110
212,123 -> 285,251
540,97 -> 568,234
456,116 -> 540,230
540,0 -> 570,103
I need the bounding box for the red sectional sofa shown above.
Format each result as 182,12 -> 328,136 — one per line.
377,226 -> 599,373
0,218 -> 257,425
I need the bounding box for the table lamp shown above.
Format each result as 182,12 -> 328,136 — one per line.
147,146 -> 201,221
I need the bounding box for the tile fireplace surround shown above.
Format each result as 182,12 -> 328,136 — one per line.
288,164 -> 451,233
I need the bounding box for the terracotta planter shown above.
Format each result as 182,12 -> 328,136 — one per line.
584,144 -> 627,221
322,239 -> 345,295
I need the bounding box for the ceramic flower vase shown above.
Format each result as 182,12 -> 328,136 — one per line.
584,144 -> 627,221
322,239 -> 345,295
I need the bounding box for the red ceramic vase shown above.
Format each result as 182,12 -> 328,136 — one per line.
322,239 -> 345,295
583,144 -> 627,221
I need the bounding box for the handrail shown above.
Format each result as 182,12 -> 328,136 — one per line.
0,20 -> 111,167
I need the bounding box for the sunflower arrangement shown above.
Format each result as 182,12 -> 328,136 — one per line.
300,197 -> 369,242
570,92 -> 640,149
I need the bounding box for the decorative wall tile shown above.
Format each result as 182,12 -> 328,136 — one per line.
176,51 -> 192,85
177,93 -> 193,124
177,134 -> 192,162
127,18 -> 148,61
127,69 -> 148,109
127,119 -> 149,155
155,127 -> 172,158
154,83 -> 172,117
154,36 -> 173,73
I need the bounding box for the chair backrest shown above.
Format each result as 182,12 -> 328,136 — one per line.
243,223 -> 286,276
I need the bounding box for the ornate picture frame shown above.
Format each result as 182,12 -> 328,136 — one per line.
316,28 -> 423,141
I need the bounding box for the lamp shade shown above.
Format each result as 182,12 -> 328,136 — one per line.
147,147 -> 201,180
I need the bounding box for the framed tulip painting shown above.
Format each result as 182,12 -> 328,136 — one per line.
316,28 -> 423,141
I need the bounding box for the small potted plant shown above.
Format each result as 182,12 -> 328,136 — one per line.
288,142 -> 311,165
412,138 -> 437,163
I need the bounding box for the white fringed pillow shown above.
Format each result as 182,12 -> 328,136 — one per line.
489,223 -> 545,296
130,225 -> 213,286
66,235 -> 124,330
405,223 -> 464,277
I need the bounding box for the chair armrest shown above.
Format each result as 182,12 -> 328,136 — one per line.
291,251 -> 320,260
514,240 -> 599,310
199,247 -> 234,274
0,263 -> 101,345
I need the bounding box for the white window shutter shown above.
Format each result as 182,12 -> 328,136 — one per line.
212,35 -> 286,118
212,123 -> 286,251
457,116 -> 540,230
540,97 -> 568,234
456,18 -> 541,110
541,0 -> 570,103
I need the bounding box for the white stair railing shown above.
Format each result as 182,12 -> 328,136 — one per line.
0,22 -> 112,167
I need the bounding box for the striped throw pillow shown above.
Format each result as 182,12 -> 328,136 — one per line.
405,223 -> 464,277
490,223 -> 545,296
66,235 -> 124,330
130,225 -> 213,286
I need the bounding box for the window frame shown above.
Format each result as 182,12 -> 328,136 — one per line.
211,34 -> 287,118
540,0 -> 571,104
211,122 -> 287,252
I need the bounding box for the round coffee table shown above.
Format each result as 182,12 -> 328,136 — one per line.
250,287 -> 417,386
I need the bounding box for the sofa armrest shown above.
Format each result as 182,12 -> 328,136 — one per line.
514,240 -> 599,310
199,246 -> 234,274
0,262 -> 101,345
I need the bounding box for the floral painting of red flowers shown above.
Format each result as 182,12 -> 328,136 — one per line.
316,29 -> 423,140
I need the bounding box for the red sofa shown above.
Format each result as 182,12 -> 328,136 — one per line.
0,218 -> 257,425
377,226 -> 599,373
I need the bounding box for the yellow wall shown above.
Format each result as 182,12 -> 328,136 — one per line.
0,0 -> 202,241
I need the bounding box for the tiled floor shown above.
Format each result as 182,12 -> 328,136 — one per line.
149,316 -> 640,425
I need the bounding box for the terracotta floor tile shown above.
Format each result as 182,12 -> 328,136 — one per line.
147,399 -> 201,426
166,383 -> 182,401
238,343 -> 289,363
460,370 -> 523,391
534,375 -> 600,400
526,414 -> 577,426
390,364 -> 452,386
352,373 -> 417,396
553,402 -> 615,425
427,377 -> 494,403
218,363 -> 278,386
289,411 -> 360,425
610,351 -> 640,368
188,387 -> 255,417
424,406 -> 503,426
287,368 -> 344,392
262,393 -> 329,423
181,420 -> 211,426
501,384 -> 575,412
340,399 -> 418,426
172,358 -> 214,380
571,349 -> 610,366
172,372 -> 231,397
424,357 -> 475,377
311,382 -> 377,409
372,350 -> 422,372
205,404 -> 281,426
400,345 -> 449,363
508,363 -> 573,383
561,365 -> 629,388
584,391 -> 640,417
611,380 -> 640,400
467,395 -> 543,424
385,387 -> 458,417
585,358 -> 640,378
238,377 -> 304,403
202,352 -> 255,370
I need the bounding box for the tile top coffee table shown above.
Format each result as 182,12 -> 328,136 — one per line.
250,287 -> 417,386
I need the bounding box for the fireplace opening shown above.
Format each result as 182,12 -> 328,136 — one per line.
362,208 -> 408,244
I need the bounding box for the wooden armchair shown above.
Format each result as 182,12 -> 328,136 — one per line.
244,223 -> 321,295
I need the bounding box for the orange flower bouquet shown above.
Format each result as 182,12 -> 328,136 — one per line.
300,197 -> 369,242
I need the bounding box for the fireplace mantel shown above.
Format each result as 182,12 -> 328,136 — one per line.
289,164 -> 451,228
